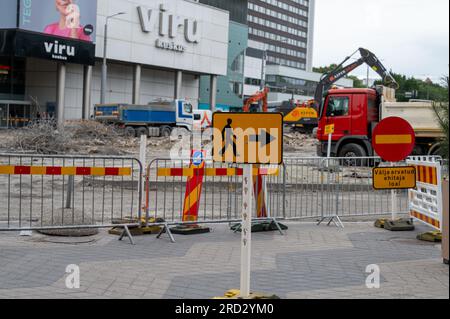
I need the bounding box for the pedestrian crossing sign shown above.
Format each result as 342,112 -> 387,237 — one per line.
212,113 -> 283,165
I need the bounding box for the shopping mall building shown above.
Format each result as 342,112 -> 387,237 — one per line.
0,0 -> 230,127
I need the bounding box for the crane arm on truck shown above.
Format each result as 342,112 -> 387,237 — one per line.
314,48 -> 399,115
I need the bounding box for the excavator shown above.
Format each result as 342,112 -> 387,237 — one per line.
242,87 -> 269,113
242,48 -> 398,133
283,47 -> 399,132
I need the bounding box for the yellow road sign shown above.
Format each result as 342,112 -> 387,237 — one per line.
212,113 -> 283,165
373,166 -> 417,190
324,124 -> 335,135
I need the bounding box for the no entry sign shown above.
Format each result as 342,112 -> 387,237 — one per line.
373,117 -> 416,162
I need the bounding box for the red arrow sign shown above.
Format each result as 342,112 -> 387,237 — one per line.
373,117 -> 416,162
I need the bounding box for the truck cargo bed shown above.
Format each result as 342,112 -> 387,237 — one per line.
381,101 -> 444,138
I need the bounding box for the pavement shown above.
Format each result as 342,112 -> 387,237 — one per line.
0,221 -> 448,299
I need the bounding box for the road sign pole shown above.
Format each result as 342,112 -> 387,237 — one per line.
391,162 -> 398,220
327,133 -> 332,158
324,124 -> 335,168
326,133 -> 332,168
140,135 -> 147,210
240,164 -> 253,298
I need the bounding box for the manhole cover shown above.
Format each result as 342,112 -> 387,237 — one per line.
38,236 -> 98,245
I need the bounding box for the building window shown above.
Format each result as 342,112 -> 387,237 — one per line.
230,52 -> 245,73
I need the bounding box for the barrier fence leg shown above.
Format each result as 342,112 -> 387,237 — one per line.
317,166 -> 344,229
119,225 -> 135,245
156,223 -> 176,243
65,176 -> 74,209
272,218 -> 284,235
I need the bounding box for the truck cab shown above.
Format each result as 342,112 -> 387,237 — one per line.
192,109 -> 212,131
317,88 -> 377,158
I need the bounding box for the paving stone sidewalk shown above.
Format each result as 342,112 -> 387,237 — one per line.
0,222 -> 448,299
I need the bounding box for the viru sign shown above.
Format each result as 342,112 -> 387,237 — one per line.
137,4 -> 200,53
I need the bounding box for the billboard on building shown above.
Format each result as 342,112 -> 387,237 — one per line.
0,0 -> 18,29
19,0 -> 97,43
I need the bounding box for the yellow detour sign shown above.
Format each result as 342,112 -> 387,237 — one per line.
212,113 -> 283,165
373,166 -> 417,190
324,124 -> 335,135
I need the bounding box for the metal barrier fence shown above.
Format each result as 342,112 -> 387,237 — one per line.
145,159 -> 281,225
2,154 -> 438,234
282,157 -> 410,219
441,159 -> 449,179
144,156 -> 415,225
0,154 -> 143,233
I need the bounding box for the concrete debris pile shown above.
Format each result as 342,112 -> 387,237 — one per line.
283,131 -> 316,151
5,120 -> 134,155
10,120 -> 73,154
67,120 -> 125,141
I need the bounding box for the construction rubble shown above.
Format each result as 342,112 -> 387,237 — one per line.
0,121 -> 318,157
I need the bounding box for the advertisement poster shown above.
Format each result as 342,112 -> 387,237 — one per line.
19,0 -> 97,43
0,0 -> 18,29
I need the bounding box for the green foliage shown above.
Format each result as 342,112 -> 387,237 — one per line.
313,64 -> 339,74
313,65 -> 367,88
432,76 -> 449,160
346,76 -> 366,88
374,73 -> 449,102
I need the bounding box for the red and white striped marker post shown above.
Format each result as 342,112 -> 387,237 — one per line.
240,164 -> 253,298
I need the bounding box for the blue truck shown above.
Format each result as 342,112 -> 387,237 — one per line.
94,99 -> 195,137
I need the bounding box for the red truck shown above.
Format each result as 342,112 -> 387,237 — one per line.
316,86 -> 444,158
312,48 -> 444,158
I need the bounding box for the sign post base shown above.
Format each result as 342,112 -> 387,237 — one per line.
170,224 -> 210,235
375,218 -> 415,231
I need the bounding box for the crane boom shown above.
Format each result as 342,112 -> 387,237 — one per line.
314,48 -> 398,114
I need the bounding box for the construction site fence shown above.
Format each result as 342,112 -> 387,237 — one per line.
144,156 -> 434,226
1,154 -> 444,232
0,154 -> 143,231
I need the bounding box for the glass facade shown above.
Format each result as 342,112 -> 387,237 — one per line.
0,56 -> 26,101
265,74 -> 317,97
199,0 -> 248,24
198,1 -> 249,111
247,0 -> 311,70
199,22 -> 248,111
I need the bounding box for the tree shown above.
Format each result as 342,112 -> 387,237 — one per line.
313,65 -> 366,88
432,75 -> 449,160
374,73 -> 448,102
346,75 -> 366,88
313,64 -> 338,74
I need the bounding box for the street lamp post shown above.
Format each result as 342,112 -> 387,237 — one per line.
260,50 -> 267,90
101,12 -> 126,104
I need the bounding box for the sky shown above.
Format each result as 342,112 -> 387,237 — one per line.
313,0 -> 449,83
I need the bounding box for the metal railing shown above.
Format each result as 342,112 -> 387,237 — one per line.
144,156 -> 414,226
3,154 -> 436,235
146,159 -> 283,223
282,157 -> 411,219
0,154 -> 143,232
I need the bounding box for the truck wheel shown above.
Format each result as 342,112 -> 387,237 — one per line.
161,126 -> 172,137
136,127 -> 149,137
124,126 -> 136,138
338,143 -> 367,166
